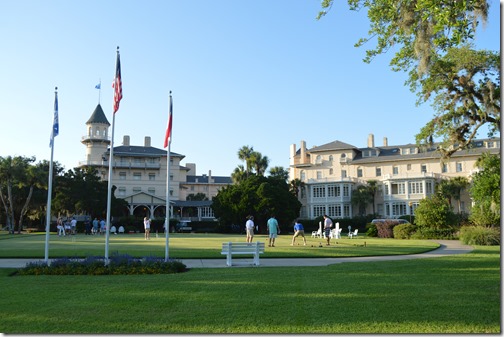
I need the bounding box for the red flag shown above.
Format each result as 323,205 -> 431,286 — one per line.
112,48 -> 122,113
163,93 -> 173,148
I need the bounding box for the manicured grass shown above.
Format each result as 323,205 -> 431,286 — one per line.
0,232 -> 439,259
0,246 -> 499,333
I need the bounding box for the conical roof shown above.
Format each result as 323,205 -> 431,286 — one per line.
86,104 -> 110,125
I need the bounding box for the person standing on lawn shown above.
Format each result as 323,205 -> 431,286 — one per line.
245,216 -> 255,243
323,214 -> 333,246
291,219 -> 307,246
144,217 -> 151,240
267,215 -> 280,247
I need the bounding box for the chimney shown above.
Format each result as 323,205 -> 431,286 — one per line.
144,136 -> 151,147
209,170 -> 213,183
186,163 -> 196,175
367,133 -> 375,148
383,137 -> 388,147
123,135 -> 130,146
300,140 -> 306,164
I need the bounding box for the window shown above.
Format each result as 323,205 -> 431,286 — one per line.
393,166 -> 399,175
341,153 -> 346,159
329,155 -> 333,162
328,205 -> 341,217
343,205 -> 351,217
133,173 -> 141,180
316,171 -> 322,179
403,148 -> 409,155
409,181 -> 423,194
391,182 -> 405,195
313,186 -> 326,198
132,187 -> 141,193
170,174 -> 174,181
442,163 -> 448,173
410,147 -> 416,154
300,171 -> 305,181
149,173 -> 156,181
426,181 -> 434,194
376,167 -> 382,177
487,141 -> 494,148
117,187 -> 126,196
392,203 -> 407,216
357,168 -> 363,178
341,170 -> 347,178
315,155 -> 322,164
456,162 -> 463,172
148,187 -> 155,194
421,165 -> 427,173
407,164 -> 411,171
329,168 -> 333,175
327,185 -> 337,197
119,172 -> 126,180
343,185 -> 349,197
313,205 -> 325,218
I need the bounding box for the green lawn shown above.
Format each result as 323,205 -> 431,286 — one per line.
0,232 -> 440,259
0,246 -> 500,333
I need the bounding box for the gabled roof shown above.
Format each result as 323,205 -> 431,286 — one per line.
86,104 -> 110,125
309,140 -> 357,152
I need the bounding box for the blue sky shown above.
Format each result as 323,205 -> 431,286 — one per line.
0,0 -> 500,176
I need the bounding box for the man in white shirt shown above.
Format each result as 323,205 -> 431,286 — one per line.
245,216 -> 255,243
323,214 -> 333,246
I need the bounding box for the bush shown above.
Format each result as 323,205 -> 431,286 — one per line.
393,223 -> 416,239
375,220 -> 401,238
12,253 -> 187,276
459,226 -> 501,246
365,223 -> 378,237
410,228 -> 456,240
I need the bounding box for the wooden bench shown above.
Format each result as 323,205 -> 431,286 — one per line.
221,242 -> 265,267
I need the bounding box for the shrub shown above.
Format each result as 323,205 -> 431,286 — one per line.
12,253 -> 187,276
375,220 -> 401,238
459,226 -> 501,246
365,223 -> 378,237
393,223 -> 416,239
410,228 -> 456,240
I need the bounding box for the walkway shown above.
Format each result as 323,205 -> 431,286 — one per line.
0,240 -> 473,269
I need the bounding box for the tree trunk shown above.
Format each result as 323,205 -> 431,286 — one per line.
18,186 -> 34,233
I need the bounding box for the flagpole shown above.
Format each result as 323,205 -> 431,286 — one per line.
45,87 -> 58,263
105,46 -> 122,264
164,91 -> 172,262
105,113 -> 115,264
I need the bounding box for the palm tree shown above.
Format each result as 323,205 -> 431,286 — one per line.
437,177 -> 469,213
351,185 -> 373,216
231,165 -> 247,184
269,166 -> 289,182
250,151 -> 269,176
366,180 -> 379,215
289,178 -> 305,198
237,146 -> 254,176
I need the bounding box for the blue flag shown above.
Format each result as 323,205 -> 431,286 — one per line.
50,89 -> 59,147
95,83 -> 101,89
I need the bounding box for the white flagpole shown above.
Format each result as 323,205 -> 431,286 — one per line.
105,47 -> 122,264
164,92 -> 173,261
45,87 -> 58,263
105,113 -> 115,264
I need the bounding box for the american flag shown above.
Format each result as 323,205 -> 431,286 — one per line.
112,49 -> 122,113
163,92 -> 173,148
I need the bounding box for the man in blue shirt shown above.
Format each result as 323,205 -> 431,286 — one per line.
291,219 -> 307,246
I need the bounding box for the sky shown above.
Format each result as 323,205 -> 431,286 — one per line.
0,0 -> 500,177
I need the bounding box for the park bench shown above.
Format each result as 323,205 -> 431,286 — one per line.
221,242 -> 265,267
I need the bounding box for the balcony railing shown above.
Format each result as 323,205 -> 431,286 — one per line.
79,160 -> 160,169
81,134 -> 111,142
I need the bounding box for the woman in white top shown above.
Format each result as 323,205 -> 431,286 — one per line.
144,217 -> 151,240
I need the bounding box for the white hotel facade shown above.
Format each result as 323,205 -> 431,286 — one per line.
289,134 -> 500,220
